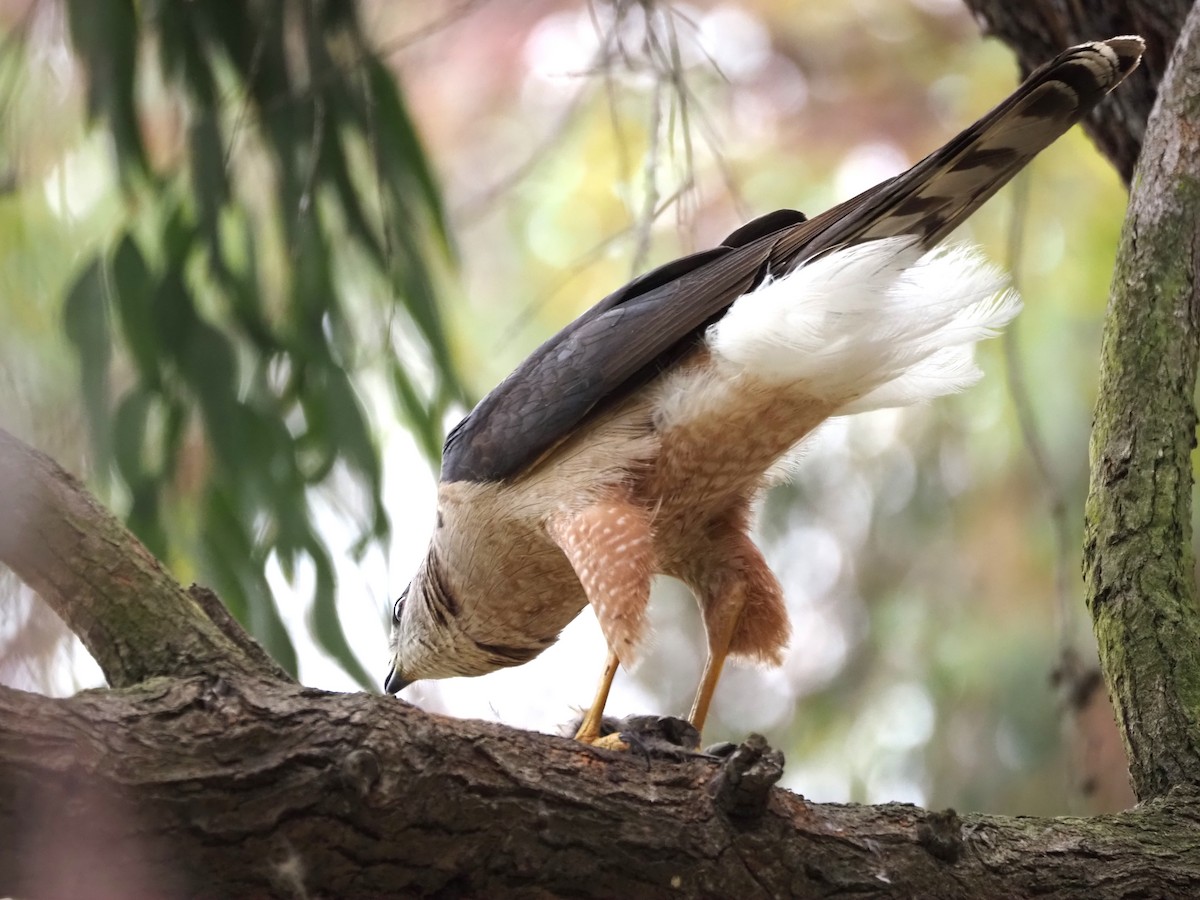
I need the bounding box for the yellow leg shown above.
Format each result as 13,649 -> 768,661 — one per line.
574,649 -> 620,744
688,583 -> 747,735
688,649 -> 729,735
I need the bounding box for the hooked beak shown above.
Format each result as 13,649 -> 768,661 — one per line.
383,664 -> 412,695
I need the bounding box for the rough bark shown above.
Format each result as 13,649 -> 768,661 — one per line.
3,679 -> 1200,899
1082,5 -> 1200,800
964,0 -> 1187,181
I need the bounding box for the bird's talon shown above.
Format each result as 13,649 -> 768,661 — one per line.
577,732 -> 630,751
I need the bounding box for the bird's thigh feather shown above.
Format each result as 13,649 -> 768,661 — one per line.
547,498 -> 656,667
672,513 -> 790,666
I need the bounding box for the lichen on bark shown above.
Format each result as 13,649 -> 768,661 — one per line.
1083,12 -> 1200,800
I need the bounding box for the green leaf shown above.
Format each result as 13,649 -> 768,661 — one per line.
159,397 -> 189,486
390,222 -> 463,404
365,57 -> 453,250
66,0 -> 147,181
151,0 -> 217,108
321,128 -> 386,264
152,262 -> 199,360
62,258 -> 113,472
325,368 -> 388,536
391,360 -> 442,466
160,196 -> 196,270
305,540 -> 374,692
215,223 -> 277,353
297,370 -> 339,484
204,486 -> 299,676
52,0 -> 464,695
324,369 -> 378,483
361,56 -> 466,406
112,386 -> 155,489
289,218 -> 338,360
189,115 -> 228,255
128,483 -> 168,559
107,235 -> 159,386
177,319 -> 237,414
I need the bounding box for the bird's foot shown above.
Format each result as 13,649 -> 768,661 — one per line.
571,713 -> 631,751
569,713 -> 707,761
616,714 -> 702,756
578,731 -> 632,751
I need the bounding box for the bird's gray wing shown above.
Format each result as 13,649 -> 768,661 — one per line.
441,37 -> 1143,485
440,209 -> 806,483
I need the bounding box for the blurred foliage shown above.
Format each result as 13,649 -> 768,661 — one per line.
2,0 -> 1141,816
6,0 -> 465,688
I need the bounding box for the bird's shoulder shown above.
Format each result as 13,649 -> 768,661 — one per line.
439,209 -> 809,484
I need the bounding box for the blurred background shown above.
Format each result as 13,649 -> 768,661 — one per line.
0,0 -> 1135,815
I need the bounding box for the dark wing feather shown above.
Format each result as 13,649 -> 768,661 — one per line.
441,238 -> 772,482
441,37 -> 1142,484
441,210 -> 811,482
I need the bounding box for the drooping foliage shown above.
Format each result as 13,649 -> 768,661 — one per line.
59,0 -> 463,686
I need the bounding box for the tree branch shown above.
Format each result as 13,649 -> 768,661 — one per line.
1083,6 -> 1200,800
2,679 -> 1199,899
0,429 -> 289,688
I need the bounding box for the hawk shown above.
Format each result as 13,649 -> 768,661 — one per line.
385,37 -> 1143,745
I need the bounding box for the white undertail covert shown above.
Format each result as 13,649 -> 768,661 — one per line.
707,235 -> 1021,414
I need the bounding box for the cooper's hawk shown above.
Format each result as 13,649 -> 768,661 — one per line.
384,37 -> 1143,745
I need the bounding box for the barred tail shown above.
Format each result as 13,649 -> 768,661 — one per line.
775,36 -> 1145,262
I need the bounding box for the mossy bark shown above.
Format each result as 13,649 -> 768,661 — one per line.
1083,10 -> 1200,800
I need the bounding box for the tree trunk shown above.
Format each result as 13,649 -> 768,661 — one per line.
1081,3 -> 1200,801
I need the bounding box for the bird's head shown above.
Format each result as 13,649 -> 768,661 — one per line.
383,552 -> 500,694
383,585 -> 416,694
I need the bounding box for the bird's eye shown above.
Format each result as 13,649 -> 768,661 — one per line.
392,588 -> 409,623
